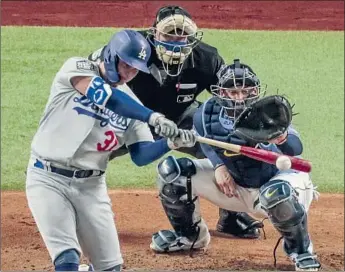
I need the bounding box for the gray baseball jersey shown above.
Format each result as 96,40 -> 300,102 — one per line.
31,57 -> 153,171
26,57 -> 155,269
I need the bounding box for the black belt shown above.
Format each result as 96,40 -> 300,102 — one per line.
34,159 -> 104,179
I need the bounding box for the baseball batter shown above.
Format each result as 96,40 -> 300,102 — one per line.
25,29 -> 195,271
150,60 -> 321,271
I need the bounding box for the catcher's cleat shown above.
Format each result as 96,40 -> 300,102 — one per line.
216,210 -> 263,239
280,240 -> 321,271
78,264 -> 94,271
290,252 -> 321,271
150,229 -> 210,253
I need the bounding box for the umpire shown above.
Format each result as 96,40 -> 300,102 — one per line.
88,5 -> 262,239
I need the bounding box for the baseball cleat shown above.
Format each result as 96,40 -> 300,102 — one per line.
216,211 -> 263,239
290,252 -> 321,271
216,221 -> 261,239
78,264 -> 94,271
150,229 -> 210,253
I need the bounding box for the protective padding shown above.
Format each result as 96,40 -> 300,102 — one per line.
157,156 -> 199,240
259,179 -> 311,254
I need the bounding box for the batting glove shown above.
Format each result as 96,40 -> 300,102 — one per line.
148,112 -> 179,138
167,129 -> 196,150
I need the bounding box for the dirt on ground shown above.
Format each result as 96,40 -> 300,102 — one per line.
1,191 -> 344,271
1,1 -> 344,271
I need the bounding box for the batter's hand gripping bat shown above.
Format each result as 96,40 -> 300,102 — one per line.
195,136 -> 312,173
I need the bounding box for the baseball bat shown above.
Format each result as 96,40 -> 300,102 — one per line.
195,136 -> 312,173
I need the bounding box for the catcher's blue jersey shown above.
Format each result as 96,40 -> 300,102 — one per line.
193,98 -> 303,188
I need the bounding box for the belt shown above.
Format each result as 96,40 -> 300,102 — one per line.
33,159 -> 104,179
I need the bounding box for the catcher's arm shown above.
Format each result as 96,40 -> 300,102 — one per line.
272,125 -> 303,156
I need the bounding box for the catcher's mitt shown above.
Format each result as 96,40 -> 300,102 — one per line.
233,95 -> 293,143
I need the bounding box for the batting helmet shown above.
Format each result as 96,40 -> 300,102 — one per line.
103,29 -> 152,83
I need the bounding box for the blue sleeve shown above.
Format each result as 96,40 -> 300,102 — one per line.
106,88 -> 154,123
277,125 -> 303,156
193,105 -> 224,169
127,139 -> 170,166
199,142 -> 224,169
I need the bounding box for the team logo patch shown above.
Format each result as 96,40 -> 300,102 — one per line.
177,94 -> 194,103
265,187 -> 279,198
138,47 -> 147,60
76,60 -> 96,71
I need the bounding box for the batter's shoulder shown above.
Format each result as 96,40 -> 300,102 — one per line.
60,57 -> 99,73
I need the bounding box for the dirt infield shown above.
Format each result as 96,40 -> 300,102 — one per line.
1,1 -> 344,271
1,1 -> 344,30
1,191 -> 344,271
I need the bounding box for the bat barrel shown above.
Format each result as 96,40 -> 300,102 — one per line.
240,146 -> 312,173
290,157 -> 312,172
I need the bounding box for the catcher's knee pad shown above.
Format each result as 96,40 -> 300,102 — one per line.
54,249 -> 80,271
259,180 -> 311,254
157,155 -> 199,241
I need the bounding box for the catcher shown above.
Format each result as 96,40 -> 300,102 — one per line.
150,59 -> 321,271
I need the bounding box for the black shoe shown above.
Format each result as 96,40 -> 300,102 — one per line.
216,210 -> 263,239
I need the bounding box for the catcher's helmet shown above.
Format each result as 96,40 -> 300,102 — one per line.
103,29 -> 151,83
147,5 -> 203,77
211,59 -> 263,119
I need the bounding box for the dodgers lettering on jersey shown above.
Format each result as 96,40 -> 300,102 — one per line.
31,57 -> 153,171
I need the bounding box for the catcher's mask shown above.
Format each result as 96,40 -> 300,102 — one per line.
210,59 -> 264,120
147,5 -> 203,77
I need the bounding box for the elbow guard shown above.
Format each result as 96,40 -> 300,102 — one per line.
85,76 -> 112,109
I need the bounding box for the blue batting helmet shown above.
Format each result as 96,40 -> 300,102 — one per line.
103,29 -> 151,83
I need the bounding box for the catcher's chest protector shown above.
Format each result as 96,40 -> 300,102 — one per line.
202,99 -> 276,188
202,99 -> 256,152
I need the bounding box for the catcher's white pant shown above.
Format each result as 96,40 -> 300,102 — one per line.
25,155 -> 123,270
152,158 -> 319,255
190,159 -> 317,220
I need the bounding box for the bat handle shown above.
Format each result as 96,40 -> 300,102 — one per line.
195,136 -> 241,153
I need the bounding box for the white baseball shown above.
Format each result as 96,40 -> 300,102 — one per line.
276,155 -> 292,170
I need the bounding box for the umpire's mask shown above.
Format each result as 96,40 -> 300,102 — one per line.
147,5 -> 203,77
210,59 -> 264,120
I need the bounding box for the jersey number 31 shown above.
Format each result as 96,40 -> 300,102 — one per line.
97,130 -> 118,152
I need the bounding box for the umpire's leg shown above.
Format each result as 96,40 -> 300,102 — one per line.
175,101 -> 263,239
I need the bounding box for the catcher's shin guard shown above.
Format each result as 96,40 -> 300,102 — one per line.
259,180 -> 321,271
151,156 -> 210,252
216,209 -> 263,239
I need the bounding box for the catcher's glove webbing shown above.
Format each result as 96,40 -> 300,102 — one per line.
233,95 -> 293,143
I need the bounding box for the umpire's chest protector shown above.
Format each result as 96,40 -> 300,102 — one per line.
201,99 -> 277,188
